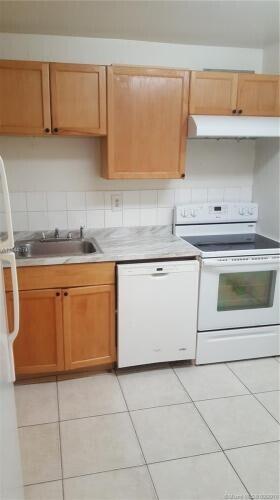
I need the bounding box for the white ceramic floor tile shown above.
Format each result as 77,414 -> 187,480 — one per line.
118,366 -> 190,410
227,357 -> 280,393
19,423 -> 62,485
130,403 -> 220,463
64,466 -> 157,500
60,413 -> 144,478
58,372 -> 126,420
15,382 -> 58,427
226,442 -> 280,498
24,481 -> 63,500
173,363 -> 249,401
255,391 -> 280,422
196,395 -> 280,450
149,452 -> 247,500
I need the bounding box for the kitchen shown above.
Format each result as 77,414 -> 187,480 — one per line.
0,1 -> 279,499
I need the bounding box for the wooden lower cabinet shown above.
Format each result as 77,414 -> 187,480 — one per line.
5,263 -> 116,377
7,289 -> 64,375
63,285 -> 116,370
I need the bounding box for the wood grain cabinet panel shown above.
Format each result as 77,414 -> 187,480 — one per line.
102,66 -> 189,179
189,71 -> 238,115
0,60 -> 51,135
237,74 -> 280,116
6,289 -> 64,375
63,285 -> 116,370
50,63 -> 107,135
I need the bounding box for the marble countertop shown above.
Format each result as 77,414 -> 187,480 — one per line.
12,226 -> 199,267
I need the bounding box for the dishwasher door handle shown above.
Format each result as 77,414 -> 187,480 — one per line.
151,272 -> 169,277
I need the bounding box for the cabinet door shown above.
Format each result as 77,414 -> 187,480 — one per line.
189,71 -> 238,115
0,60 -> 51,135
50,63 -> 106,135
102,66 -> 189,179
237,74 -> 280,116
6,289 -> 64,376
63,285 -> 116,370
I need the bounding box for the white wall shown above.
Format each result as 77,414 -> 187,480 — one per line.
253,139 -> 280,240
0,33 -> 259,230
252,43 -> 280,241
0,33 -> 263,71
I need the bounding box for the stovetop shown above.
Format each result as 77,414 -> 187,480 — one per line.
182,233 -> 280,253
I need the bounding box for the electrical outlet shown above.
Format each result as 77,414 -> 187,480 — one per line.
111,193 -> 123,211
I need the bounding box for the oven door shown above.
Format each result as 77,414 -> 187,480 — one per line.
198,255 -> 280,331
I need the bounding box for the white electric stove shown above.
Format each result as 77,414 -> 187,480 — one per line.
174,202 -> 280,364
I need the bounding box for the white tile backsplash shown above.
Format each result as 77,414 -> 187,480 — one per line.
157,190 -> 175,207
157,207 -> 173,225
191,188 -> 208,203
105,210 -> 123,228
207,188 -> 224,202
140,208 -> 157,226
28,212 -> 49,231
123,209 -> 141,227
224,187 -> 240,202
67,211 -> 87,229
27,192 -> 47,212
66,192 -> 86,211
47,192 -> 67,211
86,192 -> 105,210
1,186 -> 252,232
140,190 -> 157,208
10,192 -> 27,212
86,210 -> 105,228
12,212 -> 28,231
174,189 -> 191,205
48,211 -> 68,229
123,191 -> 140,209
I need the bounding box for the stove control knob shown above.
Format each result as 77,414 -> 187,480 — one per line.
248,208 -> 254,216
191,209 -> 196,218
239,208 -> 245,216
181,209 -> 187,218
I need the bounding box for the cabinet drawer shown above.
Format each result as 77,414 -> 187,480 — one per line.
4,262 -> 115,291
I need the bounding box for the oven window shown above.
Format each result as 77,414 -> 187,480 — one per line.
217,271 -> 276,311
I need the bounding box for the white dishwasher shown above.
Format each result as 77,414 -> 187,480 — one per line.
117,260 -> 199,368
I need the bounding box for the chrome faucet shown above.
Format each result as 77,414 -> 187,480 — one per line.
80,226 -> 85,239
54,228 -> 60,239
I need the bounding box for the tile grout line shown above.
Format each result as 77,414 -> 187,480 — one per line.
114,370 -> 159,500
171,365 -> 253,499
55,378 -> 65,500
226,363 -> 280,426
23,440 -> 280,489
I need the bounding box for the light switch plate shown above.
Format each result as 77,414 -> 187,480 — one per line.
111,193 -> 123,211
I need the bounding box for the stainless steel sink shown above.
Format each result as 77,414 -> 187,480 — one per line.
14,238 -> 100,258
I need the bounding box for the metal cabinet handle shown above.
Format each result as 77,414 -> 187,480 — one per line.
238,109 -> 243,114
64,291 -> 68,296
232,109 -> 237,114
44,128 -> 50,133
53,128 -> 59,133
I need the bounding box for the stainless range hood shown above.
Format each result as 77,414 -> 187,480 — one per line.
188,115 -> 280,138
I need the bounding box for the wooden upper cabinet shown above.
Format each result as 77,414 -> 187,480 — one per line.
50,63 -> 107,135
0,60 -> 51,135
237,74 -> 280,116
63,285 -> 116,370
102,66 -> 189,179
189,71 -> 238,115
7,289 -> 64,375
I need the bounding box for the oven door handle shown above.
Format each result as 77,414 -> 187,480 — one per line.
202,257 -> 280,268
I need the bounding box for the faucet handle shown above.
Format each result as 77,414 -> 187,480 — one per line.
80,226 -> 85,239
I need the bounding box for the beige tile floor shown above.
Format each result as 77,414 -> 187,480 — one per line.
16,357 -> 280,500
